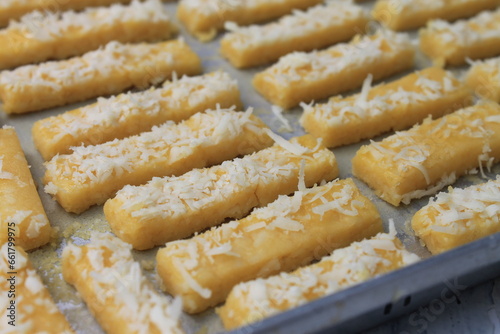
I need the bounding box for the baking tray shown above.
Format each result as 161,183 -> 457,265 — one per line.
1,1 -> 500,333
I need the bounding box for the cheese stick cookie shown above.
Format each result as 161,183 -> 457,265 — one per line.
156,179 -> 383,313
62,233 -> 184,334
220,1 -> 369,68
253,30 -> 415,109
0,39 -> 201,114
352,101 -> 500,206
105,134 -> 338,250
420,8 -> 500,66
412,176 -> 500,254
178,0 -> 323,41
466,57 -> 500,103
0,243 -> 74,333
0,126 -> 52,251
301,67 -> 473,147
43,109 -> 273,214
32,71 -> 241,161
373,0 -> 500,31
218,230 -> 420,330
0,0 -> 176,70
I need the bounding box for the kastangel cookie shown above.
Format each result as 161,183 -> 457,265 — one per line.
0,126 -> 52,251
373,0 -> 500,31
177,0 -> 323,41
0,39 -> 201,114
0,244 -> 74,334
43,109 -> 273,214
220,1 -> 369,68
300,67 -> 473,147
104,134 -> 338,250
218,229 -> 420,330
0,0 -> 176,70
466,57 -> 500,103
420,8 -> 500,66
253,30 -> 415,109
62,233 -> 184,334
412,176 -> 500,254
32,71 -> 241,161
352,101 -> 500,206
156,179 -> 383,314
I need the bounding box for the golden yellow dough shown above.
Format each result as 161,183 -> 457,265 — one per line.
32,71 -> 241,161
62,233 -> 184,334
156,179 -> 383,314
0,243 -> 74,333
466,57 -> 500,103
43,109 -> 273,214
0,39 -> 201,114
352,101 -> 500,206
253,30 -> 415,109
373,0 -> 500,31
0,0 -> 176,70
104,134 -> 339,250
419,8 -> 500,66
300,67 -> 473,147
412,176 -> 500,254
218,230 -> 420,330
177,0 -> 323,41
220,1 -> 369,68
0,126 -> 52,251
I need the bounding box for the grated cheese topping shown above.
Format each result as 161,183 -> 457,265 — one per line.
4,0 -> 170,42
6,210 -> 49,240
0,156 -> 15,180
380,0 -> 481,14
36,71 -> 238,146
301,69 -> 460,126
420,176 -> 500,235
44,108 -> 267,195
161,179 -> 366,299
223,232 -> 419,321
259,29 -> 413,86
424,8 -> 500,47
63,233 -> 184,334
469,56 -> 500,85
179,0 -> 285,16
222,1 -> 367,50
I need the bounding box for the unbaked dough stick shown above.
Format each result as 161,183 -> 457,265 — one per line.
156,178 -> 383,314
0,39 -> 201,114
412,176 -> 500,254
352,101 -> 500,206
218,230 -> 420,330
43,108 -> 273,214
300,67 -> 473,147
0,126 -> 52,251
253,30 -> 415,109
105,134 -> 339,250
62,233 -> 184,334
32,71 -> 241,161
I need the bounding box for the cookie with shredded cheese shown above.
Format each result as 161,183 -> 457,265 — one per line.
62,233 -> 184,334
178,0 -> 323,42
352,101 -> 500,206
0,126 -> 52,250
156,178 -> 383,314
420,8 -> 500,66
466,57 -> 500,103
412,176 -> 500,254
105,134 -> 339,250
373,0 -> 499,31
220,1 -> 369,68
0,243 -> 74,333
0,0 -> 176,70
43,108 -> 273,214
218,230 -> 420,329
301,67 -> 473,148
32,71 -> 241,161
0,39 -> 201,114
253,30 -> 415,109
